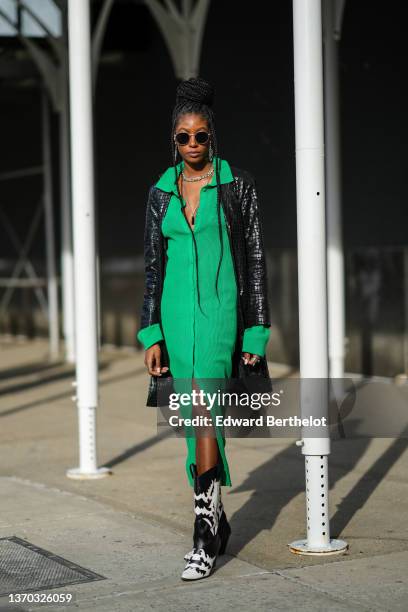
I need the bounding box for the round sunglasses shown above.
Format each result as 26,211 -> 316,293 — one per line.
174,131 -> 210,146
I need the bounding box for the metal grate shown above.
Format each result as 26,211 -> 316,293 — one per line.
0,536 -> 106,596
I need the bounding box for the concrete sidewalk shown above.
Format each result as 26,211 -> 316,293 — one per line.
1,337 -> 408,610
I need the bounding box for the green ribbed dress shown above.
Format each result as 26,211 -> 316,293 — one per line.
138,156 -> 270,487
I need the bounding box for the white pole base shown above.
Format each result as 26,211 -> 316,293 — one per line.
66,467 -> 112,480
288,538 -> 348,556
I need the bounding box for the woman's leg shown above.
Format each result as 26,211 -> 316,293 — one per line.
196,437 -> 220,475
182,378 -> 232,579
183,378 -> 232,487
192,378 -> 220,474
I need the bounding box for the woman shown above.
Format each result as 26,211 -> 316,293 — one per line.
137,77 -> 271,580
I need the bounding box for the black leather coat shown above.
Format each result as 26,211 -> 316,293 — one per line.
138,165 -> 272,407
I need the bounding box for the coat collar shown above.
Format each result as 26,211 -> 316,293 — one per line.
155,156 -> 234,195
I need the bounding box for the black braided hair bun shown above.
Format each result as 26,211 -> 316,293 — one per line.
176,77 -> 215,108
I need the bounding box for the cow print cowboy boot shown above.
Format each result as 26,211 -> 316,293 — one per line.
183,476 -> 231,563
181,462 -> 228,580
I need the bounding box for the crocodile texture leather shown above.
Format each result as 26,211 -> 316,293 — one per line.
139,166 -> 272,407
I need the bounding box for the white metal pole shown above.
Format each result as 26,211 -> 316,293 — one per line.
323,0 -> 345,379
96,251 -> 101,351
289,0 -> 347,555
60,47 -> 76,364
66,0 -> 110,479
42,88 -> 60,361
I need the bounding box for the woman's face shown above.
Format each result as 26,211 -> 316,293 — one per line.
174,113 -> 211,165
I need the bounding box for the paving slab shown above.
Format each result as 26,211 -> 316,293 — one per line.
1,338 -> 408,610
1,476 -> 403,612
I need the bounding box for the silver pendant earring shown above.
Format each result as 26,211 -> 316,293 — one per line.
208,142 -> 214,162
174,142 -> 178,164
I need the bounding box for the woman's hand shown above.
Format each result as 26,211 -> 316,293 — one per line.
144,343 -> 169,376
241,352 -> 261,366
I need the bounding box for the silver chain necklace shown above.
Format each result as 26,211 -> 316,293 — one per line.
181,174 -> 212,226
181,166 -> 214,182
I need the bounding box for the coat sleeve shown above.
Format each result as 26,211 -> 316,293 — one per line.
241,173 -> 271,329
136,186 -> 164,343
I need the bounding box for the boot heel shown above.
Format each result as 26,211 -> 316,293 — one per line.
219,523 -> 231,555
